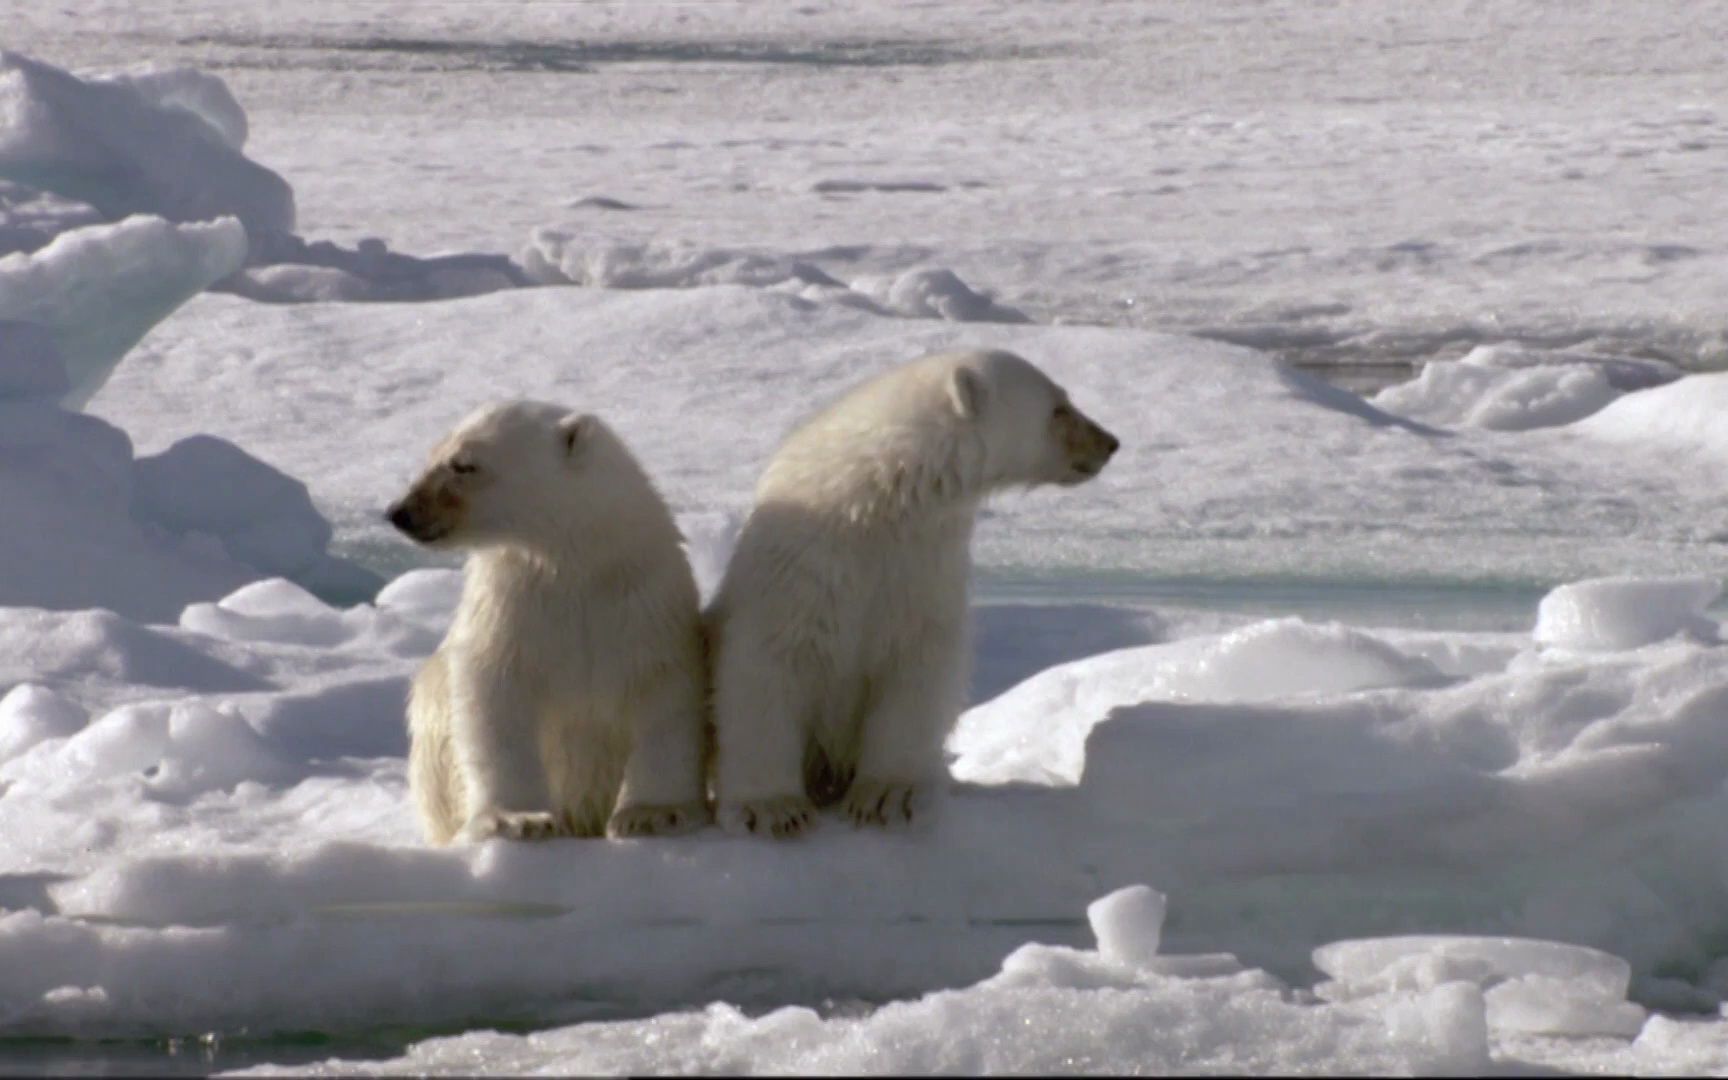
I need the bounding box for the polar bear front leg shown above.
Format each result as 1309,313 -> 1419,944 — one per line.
608,673 -> 710,838
844,630 -> 965,830
449,664 -> 559,842
713,641 -> 817,839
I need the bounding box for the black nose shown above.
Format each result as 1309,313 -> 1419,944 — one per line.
1102,431 -> 1121,456
386,503 -> 414,533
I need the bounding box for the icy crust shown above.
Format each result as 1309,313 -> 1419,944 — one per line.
96,286 -> 1728,587
0,402 -> 378,621
0,214 -> 247,406
1,575 -> 1728,1046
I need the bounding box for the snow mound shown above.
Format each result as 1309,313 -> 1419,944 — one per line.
520,229 -> 1022,322
521,230 -> 842,289
950,617 -> 1445,785
1576,370 -> 1728,466
0,52 -> 293,235
1370,344 -> 1677,431
0,215 -> 246,406
0,682 -> 86,762
0,402 -> 376,620
180,577 -> 434,655
850,267 -> 1028,323
1534,575 -> 1720,651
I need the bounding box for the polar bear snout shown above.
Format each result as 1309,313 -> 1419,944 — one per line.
386,483 -> 463,545
1056,405 -> 1120,483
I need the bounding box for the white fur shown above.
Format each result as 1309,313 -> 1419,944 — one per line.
708,349 -> 1118,838
397,401 -> 707,844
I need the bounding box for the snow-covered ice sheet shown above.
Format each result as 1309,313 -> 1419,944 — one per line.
87,285 -> 1728,592
14,0 -> 1728,369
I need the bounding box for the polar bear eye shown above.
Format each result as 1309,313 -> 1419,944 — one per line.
1052,403 -> 1075,421
449,458 -> 480,476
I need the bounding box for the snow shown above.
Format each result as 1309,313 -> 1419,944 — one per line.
5,0 -> 1728,1073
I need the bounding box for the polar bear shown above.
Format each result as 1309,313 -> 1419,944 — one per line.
387,400 -> 707,843
708,348 -> 1119,838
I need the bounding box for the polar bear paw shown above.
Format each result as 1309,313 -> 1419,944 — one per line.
843,779 -> 924,829
721,794 -> 818,839
607,801 -> 709,839
460,809 -> 563,843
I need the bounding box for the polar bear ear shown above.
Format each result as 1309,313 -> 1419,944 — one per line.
558,412 -> 595,457
948,367 -> 988,420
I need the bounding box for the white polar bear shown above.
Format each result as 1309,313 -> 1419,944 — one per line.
708,348 -> 1119,838
387,400 -> 708,843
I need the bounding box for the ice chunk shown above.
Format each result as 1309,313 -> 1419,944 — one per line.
1087,884 -> 1166,968
1313,935 -> 1631,999
132,434 -> 383,603
0,216 -> 247,406
52,702 -> 172,780
951,617 -> 1444,787
1484,975 -> 1647,1038
134,436 -> 333,578
0,51 -> 292,234
0,683 -> 87,761
94,66 -> 249,150
1381,981 -> 1490,1076
1534,575 -> 1720,651
147,701 -> 294,798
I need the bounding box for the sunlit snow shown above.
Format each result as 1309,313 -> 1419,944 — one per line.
3,1 -> 1728,1075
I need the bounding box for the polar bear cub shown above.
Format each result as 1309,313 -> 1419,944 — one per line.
387,400 -> 707,843
708,349 -> 1119,838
